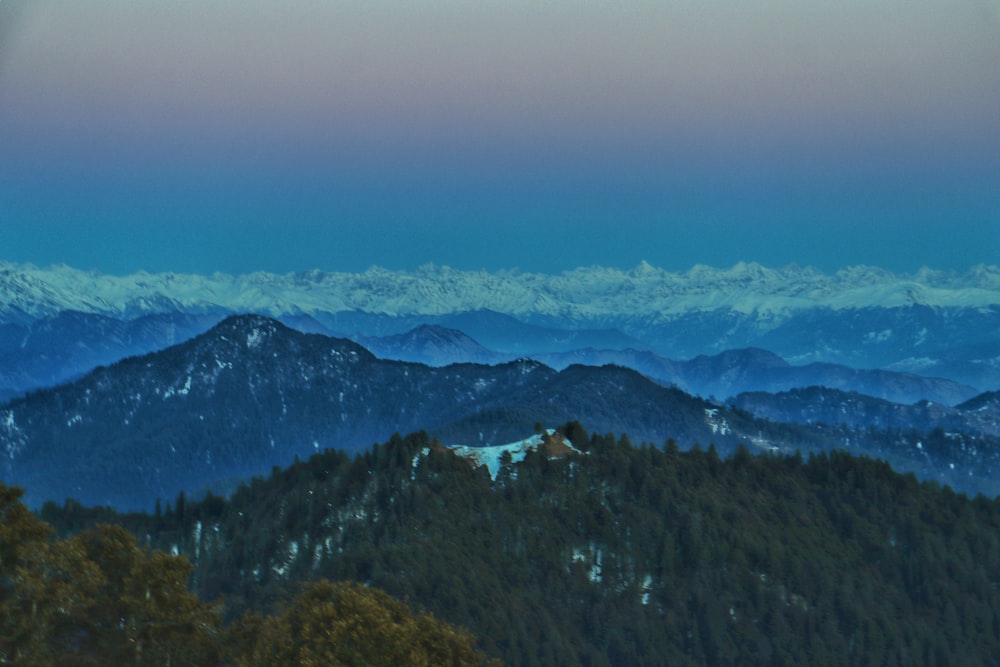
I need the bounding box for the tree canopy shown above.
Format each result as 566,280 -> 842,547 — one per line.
1,482 -> 495,666
31,424 -> 1000,665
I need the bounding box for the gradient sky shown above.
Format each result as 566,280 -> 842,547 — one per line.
1,0 -> 998,275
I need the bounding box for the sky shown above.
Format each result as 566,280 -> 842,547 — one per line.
1,0 -> 998,276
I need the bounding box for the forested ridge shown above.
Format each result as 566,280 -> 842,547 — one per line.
25,424 -> 1000,665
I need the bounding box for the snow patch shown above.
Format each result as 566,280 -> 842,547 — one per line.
704,408 -> 731,436
193,521 -> 202,558
1,410 -> 27,460
640,574 -> 654,605
246,328 -> 264,348
273,539 -> 299,577
866,329 -> 893,343
163,375 -> 192,399
448,429 -> 582,481
411,447 -> 431,480
570,544 -> 604,583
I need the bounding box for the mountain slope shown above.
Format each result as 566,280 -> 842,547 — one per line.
0,316 -> 753,509
0,310 -> 223,399
0,309 -> 978,407
40,427 -> 1000,666
3,314 -> 998,509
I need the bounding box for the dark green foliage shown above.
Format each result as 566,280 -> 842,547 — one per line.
40,426 -> 1000,666
2,482 -> 497,666
1,484 -> 222,666
239,580 -> 499,667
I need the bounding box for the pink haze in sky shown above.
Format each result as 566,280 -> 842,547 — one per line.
1,1 -> 997,274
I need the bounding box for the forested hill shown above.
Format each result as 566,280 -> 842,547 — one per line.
43,424 -> 1000,667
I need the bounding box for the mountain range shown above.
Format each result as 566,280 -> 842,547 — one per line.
0,315 -> 759,509
2,260 -> 997,405
1,309 -> 979,408
532,346 -> 979,405
5,261 -> 999,321
3,314 -> 999,510
2,261 -> 999,390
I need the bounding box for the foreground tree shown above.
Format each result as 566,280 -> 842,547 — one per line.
68,524 -> 222,665
0,483 -> 97,666
3,482 -> 500,665
237,580 -> 500,667
0,483 -> 220,665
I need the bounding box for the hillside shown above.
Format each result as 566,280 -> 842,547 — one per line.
4,314 -> 999,509
42,425 -> 1000,666
0,310 -> 224,399
0,315 -> 763,508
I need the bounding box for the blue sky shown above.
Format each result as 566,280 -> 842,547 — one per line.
1,0 -> 998,275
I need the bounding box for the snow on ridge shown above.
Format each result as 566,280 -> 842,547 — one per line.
447,430 -> 582,480
2,261 -> 999,323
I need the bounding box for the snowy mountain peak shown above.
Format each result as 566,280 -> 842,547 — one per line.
3,261 -> 1000,324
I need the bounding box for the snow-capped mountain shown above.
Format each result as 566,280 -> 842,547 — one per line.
3,261 -> 999,321
729,386 -> 1000,438
2,261 -> 999,389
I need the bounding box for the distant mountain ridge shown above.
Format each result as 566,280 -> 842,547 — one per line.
535,347 -> 979,406
4,261 -> 999,321
730,386 -> 1000,438
0,263 -> 1000,390
3,261 -> 999,390
0,315 -> 757,508
356,324 -> 510,366
0,310 -> 975,407
3,315 -> 999,509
